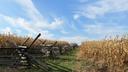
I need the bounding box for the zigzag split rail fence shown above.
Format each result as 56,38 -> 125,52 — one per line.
0,33 -> 78,71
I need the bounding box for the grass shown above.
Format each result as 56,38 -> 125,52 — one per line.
0,49 -> 78,72
46,49 -> 77,72
0,33 -> 77,72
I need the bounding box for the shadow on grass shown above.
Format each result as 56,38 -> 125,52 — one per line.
47,61 -> 73,72
45,50 -> 77,72
53,57 -> 76,62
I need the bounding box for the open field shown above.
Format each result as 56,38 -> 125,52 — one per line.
1,34 -> 128,72
0,34 -> 78,72
76,35 -> 128,72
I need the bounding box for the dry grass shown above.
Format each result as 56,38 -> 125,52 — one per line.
0,34 -> 69,48
76,35 -> 128,72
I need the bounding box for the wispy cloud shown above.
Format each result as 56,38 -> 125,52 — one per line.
60,30 -> 69,34
0,14 -> 36,33
71,23 -> 78,31
1,0 -> 127,43
59,36 -> 88,44
0,0 -> 65,39
73,14 -> 80,20
75,0 -> 128,19
15,0 -> 45,21
78,0 -> 88,3
15,0 -> 64,30
84,23 -> 128,35
0,27 -> 13,34
0,14 -> 56,39
46,18 -> 64,29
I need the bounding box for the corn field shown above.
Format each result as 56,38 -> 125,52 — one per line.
76,35 -> 128,72
0,34 -> 69,48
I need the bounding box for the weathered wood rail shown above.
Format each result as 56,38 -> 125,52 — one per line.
0,46 -> 77,69
0,33 -> 78,71
0,47 -> 51,72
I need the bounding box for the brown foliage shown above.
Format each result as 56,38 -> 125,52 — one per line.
77,35 -> 128,72
0,34 -> 69,48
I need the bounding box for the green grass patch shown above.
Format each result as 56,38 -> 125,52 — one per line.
0,49 -> 78,72
46,49 -> 78,72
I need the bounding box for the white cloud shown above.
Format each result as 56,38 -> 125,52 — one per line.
15,0 -> 44,21
84,23 -> 128,35
59,36 -> 89,45
0,27 -> 13,34
27,30 -> 54,39
60,30 -> 69,34
73,14 -> 80,20
75,0 -> 128,19
0,14 -> 56,39
71,23 -> 78,31
78,0 -> 88,3
40,30 -> 54,39
15,0 -> 64,30
0,14 -> 36,33
16,18 -> 35,32
0,0 -> 65,40
47,18 -> 64,29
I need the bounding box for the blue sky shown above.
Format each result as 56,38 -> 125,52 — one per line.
0,0 -> 128,44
